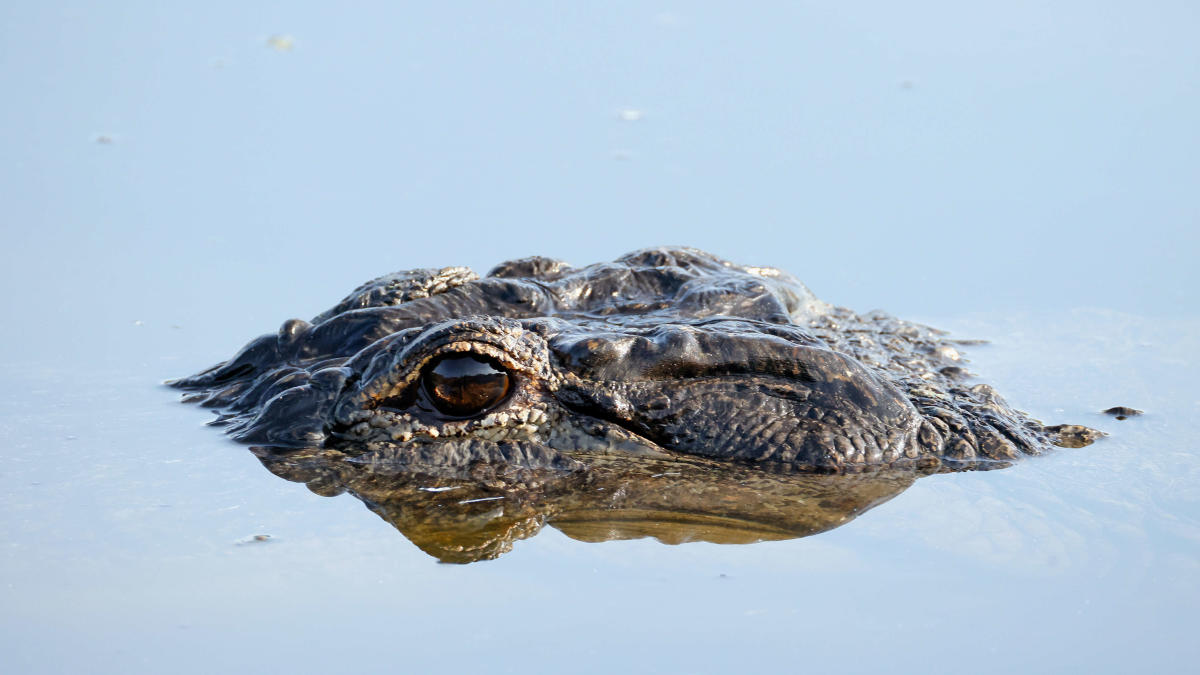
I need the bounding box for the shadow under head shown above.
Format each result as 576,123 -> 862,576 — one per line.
174,247 -> 1099,474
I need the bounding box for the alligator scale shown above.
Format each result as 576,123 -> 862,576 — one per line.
174,248 -> 1096,561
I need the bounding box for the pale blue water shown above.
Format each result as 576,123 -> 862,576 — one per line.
2,3 -> 1198,673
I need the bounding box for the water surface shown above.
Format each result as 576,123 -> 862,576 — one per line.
2,2 -> 1197,673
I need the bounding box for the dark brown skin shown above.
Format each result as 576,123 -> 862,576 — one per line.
174,247 -> 1099,561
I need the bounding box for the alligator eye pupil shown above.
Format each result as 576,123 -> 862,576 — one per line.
423,354 -> 511,417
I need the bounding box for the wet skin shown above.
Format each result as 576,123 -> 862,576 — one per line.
174,248 -> 1099,561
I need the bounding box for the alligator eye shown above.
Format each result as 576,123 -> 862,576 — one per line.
421,354 -> 512,417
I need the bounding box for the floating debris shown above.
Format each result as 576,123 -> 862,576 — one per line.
266,35 -> 295,52
235,534 -> 273,546
1103,406 -> 1143,420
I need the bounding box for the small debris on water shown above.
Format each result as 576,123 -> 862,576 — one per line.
94,134 -> 114,145
266,35 -> 295,51
236,534 -> 273,546
1103,406 -> 1143,420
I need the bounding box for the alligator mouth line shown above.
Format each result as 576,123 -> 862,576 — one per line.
554,385 -> 942,474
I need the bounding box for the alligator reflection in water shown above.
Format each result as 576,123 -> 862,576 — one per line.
253,445 -> 926,563
177,248 -> 1098,562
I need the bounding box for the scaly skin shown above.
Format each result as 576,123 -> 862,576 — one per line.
174,247 -> 1098,473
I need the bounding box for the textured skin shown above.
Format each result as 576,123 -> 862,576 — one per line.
174,247 -> 1096,473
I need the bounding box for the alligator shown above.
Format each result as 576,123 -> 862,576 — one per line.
175,247 -> 1095,468
174,248 -> 1098,560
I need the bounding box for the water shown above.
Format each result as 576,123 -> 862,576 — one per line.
2,3 -> 1197,673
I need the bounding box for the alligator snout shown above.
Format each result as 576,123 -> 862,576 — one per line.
176,247 -> 1091,474
549,319 -> 926,470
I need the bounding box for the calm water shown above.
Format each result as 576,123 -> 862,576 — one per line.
2,3 -> 1198,673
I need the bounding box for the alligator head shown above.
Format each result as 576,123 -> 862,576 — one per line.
173,247 -> 1098,473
